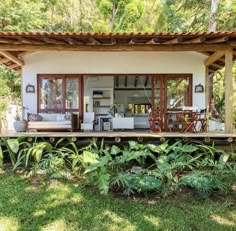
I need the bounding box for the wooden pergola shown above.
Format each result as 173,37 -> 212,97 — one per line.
0,31 -> 235,132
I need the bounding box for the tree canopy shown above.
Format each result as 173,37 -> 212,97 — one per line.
0,0 -> 235,33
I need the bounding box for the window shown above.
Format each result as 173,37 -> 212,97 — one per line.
38,74 -> 82,113
128,103 -> 151,114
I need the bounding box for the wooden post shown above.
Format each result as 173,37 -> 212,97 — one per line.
205,66 -> 209,111
224,49 -> 233,133
205,66 -> 209,131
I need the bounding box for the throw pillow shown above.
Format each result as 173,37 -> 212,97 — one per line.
28,113 -> 43,121
64,113 -> 71,120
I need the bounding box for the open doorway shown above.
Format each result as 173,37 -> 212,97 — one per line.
113,75 -> 152,129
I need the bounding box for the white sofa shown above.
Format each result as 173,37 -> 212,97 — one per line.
27,113 -> 77,132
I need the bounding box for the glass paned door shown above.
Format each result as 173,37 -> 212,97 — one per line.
38,75 -> 82,115
165,77 -> 191,110
152,74 -> 192,131
66,78 -> 79,110
40,78 -> 63,111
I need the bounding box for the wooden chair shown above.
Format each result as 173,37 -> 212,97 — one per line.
179,110 -> 199,133
195,109 -> 207,132
149,110 -> 162,132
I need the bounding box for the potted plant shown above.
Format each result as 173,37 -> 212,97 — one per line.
13,105 -> 27,132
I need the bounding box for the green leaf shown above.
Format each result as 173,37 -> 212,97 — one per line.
81,151 -> 99,164
0,145 -> 3,168
219,153 -> 230,163
181,144 -> 198,153
96,172 -> 111,195
110,145 -> 121,155
7,139 -> 19,153
128,141 -> 138,150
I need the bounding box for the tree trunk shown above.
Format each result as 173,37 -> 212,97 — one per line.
208,0 -> 219,117
209,0 -> 218,32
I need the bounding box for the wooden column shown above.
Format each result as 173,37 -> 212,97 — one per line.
205,66 -> 209,111
205,66 -> 209,131
224,49 -> 233,133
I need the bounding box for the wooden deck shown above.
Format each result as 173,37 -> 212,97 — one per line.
1,130 -> 236,139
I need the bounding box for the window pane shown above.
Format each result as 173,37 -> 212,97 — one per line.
66,78 -> 79,109
154,78 -> 161,109
167,77 -> 190,109
40,78 -> 62,110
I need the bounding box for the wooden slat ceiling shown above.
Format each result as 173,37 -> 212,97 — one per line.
0,31 -> 235,73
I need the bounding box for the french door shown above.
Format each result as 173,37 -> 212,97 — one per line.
38,74 -> 83,117
152,74 -> 192,130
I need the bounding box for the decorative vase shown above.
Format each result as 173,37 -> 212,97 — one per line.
13,120 -> 27,132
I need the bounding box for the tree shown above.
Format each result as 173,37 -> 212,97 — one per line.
95,0 -> 144,32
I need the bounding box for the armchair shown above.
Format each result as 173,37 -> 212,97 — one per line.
81,112 -> 95,131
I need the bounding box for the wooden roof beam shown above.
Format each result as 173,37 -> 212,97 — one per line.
88,37 -> 101,45
17,37 -> 44,44
206,36 -> 229,43
0,51 -> 24,66
0,57 -> 10,64
204,50 -> 225,66
7,63 -> 20,69
66,37 -> 83,45
0,43 -> 231,51
183,36 -> 206,44
162,37 -> 183,44
210,62 -> 224,69
43,37 -> 66,44
145,38 -> 159,44
0,37 -> 19,44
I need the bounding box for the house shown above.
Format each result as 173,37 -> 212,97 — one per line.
0,31 -> 235,134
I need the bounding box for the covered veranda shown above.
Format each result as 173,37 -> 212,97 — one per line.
0,31 -> 235,135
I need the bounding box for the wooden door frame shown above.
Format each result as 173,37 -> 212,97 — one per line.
152,74 -> 193,130
37,74 -> 83,120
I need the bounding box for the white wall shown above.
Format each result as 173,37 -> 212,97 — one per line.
22,51 -> 206,113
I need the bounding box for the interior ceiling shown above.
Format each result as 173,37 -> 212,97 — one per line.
0,31 -> 235,74
114,76 -> 151,88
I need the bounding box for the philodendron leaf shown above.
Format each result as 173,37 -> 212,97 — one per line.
110,145 -> 121,155
128,141 -> 138,150
181,145 -> 198,153
219,153 -> 230,163
96,172 -> 111,195
81,151 -> 99,164
7,139 -> 19,153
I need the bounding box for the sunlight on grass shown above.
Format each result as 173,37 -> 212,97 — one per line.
24,185 -> 38,193
32,209 -> 46,217
103,210 -> 136,231
0,216 -> 19,231
144,215 -> 160,227
44,181 -> 73,207
211,215 -> 235,226
41,219 -> 68,231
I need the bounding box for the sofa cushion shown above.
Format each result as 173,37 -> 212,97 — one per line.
39,113 -> 58,121
57,114 -> 66,121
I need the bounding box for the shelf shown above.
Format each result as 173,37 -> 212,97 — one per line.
93,105 -> 110,108
95,113 -> 109,116
93,97 -> 110,100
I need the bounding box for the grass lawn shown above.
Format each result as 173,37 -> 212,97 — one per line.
0,171 -> 235,231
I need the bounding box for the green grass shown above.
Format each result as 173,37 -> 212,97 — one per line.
0,171 -> 235,231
